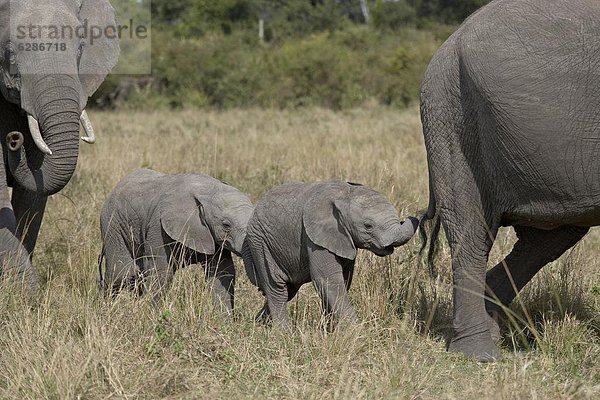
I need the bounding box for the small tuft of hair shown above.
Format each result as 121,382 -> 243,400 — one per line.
417,210 -> 441,278
97,245 -> 105,291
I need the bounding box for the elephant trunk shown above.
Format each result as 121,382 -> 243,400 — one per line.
385,216 -> 419,248
231,229 -> 247,258
8,75 -> 81,195
241,237 -> 258,287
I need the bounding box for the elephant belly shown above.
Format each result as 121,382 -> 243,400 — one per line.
492,140 -> 600,228
268,244 -> 311,286
481,104 -> 600,228
503,205 -> 600,230
484,130 -> 600,228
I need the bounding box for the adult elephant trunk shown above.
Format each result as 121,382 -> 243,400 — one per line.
7,75 -> 81,196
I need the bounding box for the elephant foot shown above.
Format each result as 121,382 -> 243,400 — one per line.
448,331 -> 502,363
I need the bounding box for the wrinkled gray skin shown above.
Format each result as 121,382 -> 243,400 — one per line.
0,227 -> 37,293
99,169 -> 254,314
420,0 -> 600,362
0,154 -> 36,291
0,0 -> 119,293
243,181 -> 418,330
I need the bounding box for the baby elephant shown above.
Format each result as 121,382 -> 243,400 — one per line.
99,169 -> 254,314
242,181 -> 418,330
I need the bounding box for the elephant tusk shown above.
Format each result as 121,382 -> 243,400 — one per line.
80,110 -> 96,144
27,114 -> 52,155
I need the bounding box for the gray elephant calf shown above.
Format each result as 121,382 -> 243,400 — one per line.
99,169 -> 254,314
243,181 -> 418,330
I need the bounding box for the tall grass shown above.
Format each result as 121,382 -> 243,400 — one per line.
0,108 -> 598,398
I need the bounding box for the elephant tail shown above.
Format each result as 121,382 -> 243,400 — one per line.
418,185 -> 441,278
97,245 -> 106,291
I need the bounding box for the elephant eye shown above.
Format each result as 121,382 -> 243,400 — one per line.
364,221 -> 374,231
6,43 -> 16,65
222,220 -> 232,231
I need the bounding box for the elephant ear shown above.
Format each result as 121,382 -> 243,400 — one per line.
78,0 -> 121,99
160,195 -> 216,255
302,185 -> 356,260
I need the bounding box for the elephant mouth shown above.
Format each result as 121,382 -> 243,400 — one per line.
371,245 -> 395,257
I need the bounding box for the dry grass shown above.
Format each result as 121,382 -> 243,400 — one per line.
0,107 -> 599,399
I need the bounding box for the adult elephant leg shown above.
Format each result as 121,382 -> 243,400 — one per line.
0,228 -> 39,295
205,250 -> 236,315
485,225 -> 588,338
11,186 -> 47,256
0,162 -> 16,233
421,47 -> 500,360
0,164 -> 37,295
443,205 -> 500,362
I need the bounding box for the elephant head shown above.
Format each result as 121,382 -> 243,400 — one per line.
303,182 -> 418,259
0,0 -> 120,195
160,185 -> 255,258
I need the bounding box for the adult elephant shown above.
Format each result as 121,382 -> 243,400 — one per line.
0,0 -> 119,289
419,0 -> 599,362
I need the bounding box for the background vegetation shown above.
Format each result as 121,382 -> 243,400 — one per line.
95,0 -> 489,109
0,108 -> 598,398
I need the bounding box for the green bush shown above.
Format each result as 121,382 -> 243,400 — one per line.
151,30 -> 268,108
374,30 -> 441,106
92,23 -> 449,110
372,0 -> 417,30
267,32 -> 366,109
89,0 -> 486,110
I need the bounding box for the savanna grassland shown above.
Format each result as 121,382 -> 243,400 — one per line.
1,107 -> 599,399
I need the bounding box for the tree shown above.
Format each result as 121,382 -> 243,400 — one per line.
410,0 -> 491,23
372,0 -> 417,30
151,0 -> 194,25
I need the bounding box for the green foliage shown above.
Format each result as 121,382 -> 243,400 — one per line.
265,0 -> 349,39
268,32 -> 366,109
151,30 -> 269,108
377,31 -> 440,106
407,0 -> 490,23
95,0 -> 488,110
151,0 -> 194,25
93,24 -> 448,110
372,0 -> 417,30
178,0 -> 255,36
145,310 -> 186,357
